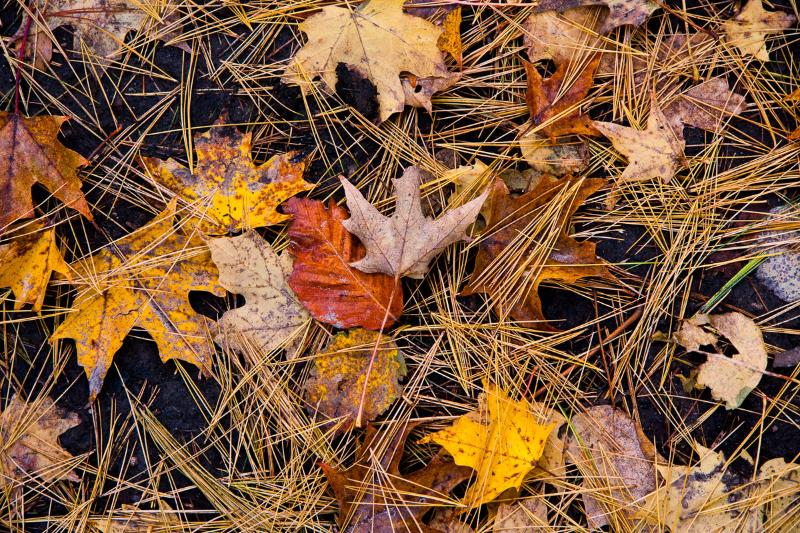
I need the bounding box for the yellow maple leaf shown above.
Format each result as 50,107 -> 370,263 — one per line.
419,382 -> 557,507
51,201 -> 224,400
0,224 -> 70,312
142,123 -> 312,235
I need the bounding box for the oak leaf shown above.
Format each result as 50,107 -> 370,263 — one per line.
282,0 -> 459,122
593,98 -> 687,184
0,113 -> 91,231
533,0 -> 660,34
722,0 -> 796,62
493,498 -> 549,531
304,329 -> 406,433
419,382 -> 557,507
340,167 -> 489,279
323,423 -> 472,532
51,202 -> 224,400
284,198 -> 402,330
142,123 -> 312,235
525,54 -> 601,139
207,231 -> 310,357
0,395 -> 80,499
0,224 -> 70,312
463,176 -> 611,328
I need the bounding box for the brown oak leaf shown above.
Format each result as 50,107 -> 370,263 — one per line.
0,113 -> 91,232
284,198 -> 402,330
340,167 -> 489,279
322,423 -> 472,532
463,176 -> 611,328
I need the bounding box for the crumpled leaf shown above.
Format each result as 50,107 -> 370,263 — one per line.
142,122 -> 312,235
565,405 -> 658,529
0,224 -> 70,312
639,445 -> 757,532
284,198 -> 402,330
0,395 -> 80,498
670,312 -> 767,409
419,382 -> 557,507
283,0 -> 460,122
593,98 -> 687,185
463,176 -> 611,328
533,0 -> 660,34
518,130 -> 590,176
0,113 -> 91,231
493,498 -> 549,531
340,167 -> 489,279
525,54 -> 601,139
722,0 -> 796,62
524,6 -> 606,65
207,231 -> 310,357
323,423 -> 472,532
664,77 -> 747,140
757,458 -> 800,530
51,201 -> 224,400
304,329 -> 406,433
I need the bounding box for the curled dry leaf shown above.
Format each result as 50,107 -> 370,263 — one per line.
0,113 -> 91,231
51,201 -> 224,400
565,405 -> 658,529
0,224 -> 70,312
340,167 -> 488,279
493,498 -> 549,531
323,423 -> 472,532
207,231 -> 310,357
0,395 -> 80,498
284,198 -> 402,330
304,329 -> 406,433
464,176 -> 611,328
142,122 -> 312,235
533,0 -> 660,34
722,0 -> 796,62
419,382 -> 557,507
282,0 -> 459,122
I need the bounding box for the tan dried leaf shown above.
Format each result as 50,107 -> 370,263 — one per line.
757,458 -> 800,530
533,0 -> 660,34
722,0 -> 796,61
665,77 -> 747,139
525,6 -> 606,65
518,130 -> 590,176
493,498 -> 549,531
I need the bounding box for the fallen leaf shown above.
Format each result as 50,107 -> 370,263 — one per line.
755,206 -> 800,302
518,130 -> 590,176
142,122 -> 312,235
437,7 -> 463,67
757,458 -> 800,530
0,395 -> 80,499
340,167 -> 488,279
428,509 -> 476,533
323,423 -> 472,532
444,161 -> 494,221
664,77 -> 747,139
90,503 -> 178,533
0,224 -> 70,312
565,405 -> 658,529
722,0 -> 796,62
304,329 -> 406,432
51,201 -> 224,400
283,0 -> 459,122
207,231 -> 310,357
671,313 -> 720,352
525,54 -> 601,139
419,382 -> 557,507
283,198 -> 403,330
524,6 -> 606,65
593,97 -> 687,185
493,498 -> 549,531
773,346 -> 800,368
639,445 -> 757,532
533,0 -> 660,34
463,176 -> 611,327
0,112 -> 91,231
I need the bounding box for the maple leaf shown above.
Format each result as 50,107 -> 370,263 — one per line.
722,0 -> 796,62
525,7 -> 606,66
0,112 -> 91,231
282,0 -> 459,122
304,329 -> 406,433
565,405 -> 659,529
323,423 -> 472,532
142,123 -> 312,235
463,176 -> 611,328
525,54 -> 601,139
283,198 -> 402,330
664,77 -> 747,140
340,167 -> 489,280
593,98 -> 687,184
0,223 -> 70,312
51,201 -> 223,400
207,231 -> 310,357
419,382 -> 557,507
534,0 -> 660,34
0,395 -> 80,499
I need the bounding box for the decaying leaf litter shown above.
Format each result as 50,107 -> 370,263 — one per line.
0,0 -> 798,531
